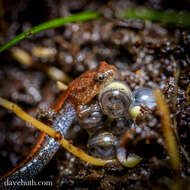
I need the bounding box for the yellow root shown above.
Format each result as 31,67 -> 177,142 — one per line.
185,83 -> 190,105
0,97 -> 115,166
153,89 -> 181,173
57,81 -> 68,91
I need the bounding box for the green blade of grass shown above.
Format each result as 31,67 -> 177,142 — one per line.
123,8 -> 190,27
0,11 -> 101,53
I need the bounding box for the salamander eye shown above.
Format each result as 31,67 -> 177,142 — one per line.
98,75 -> 104,81
95,73 -> 106,82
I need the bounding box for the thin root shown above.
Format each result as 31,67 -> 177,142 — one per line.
185,83 -> 190,105
57,81 -> 68,91
153,89 -> 181,174
0,97 -> 115,166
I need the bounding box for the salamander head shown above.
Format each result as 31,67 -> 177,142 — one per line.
94,61 -> 117,88
67,61 -> 117,106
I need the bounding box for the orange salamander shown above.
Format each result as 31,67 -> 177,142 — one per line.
0,62 -> 117,189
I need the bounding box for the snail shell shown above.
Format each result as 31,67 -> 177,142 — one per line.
98,81 -> 134,118
87,132 -> 117,159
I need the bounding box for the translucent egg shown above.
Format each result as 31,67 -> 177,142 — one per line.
116,147 -> 142,168
98,81 -> 134,118
79,111 -> 104,134
87,132 -> 117,159
133,87 -> 156,109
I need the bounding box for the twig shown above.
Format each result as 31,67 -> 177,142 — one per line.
154,89 -> 181,174
185,83 -> 190,105
0,97 -> 115,166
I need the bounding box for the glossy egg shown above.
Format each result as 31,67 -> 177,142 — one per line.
79,111 -> 104,134
133,87 -> 156,109
98,81 -> 134,118
87,132 -> 117,159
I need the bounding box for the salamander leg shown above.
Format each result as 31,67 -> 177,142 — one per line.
77,103 -> 101,118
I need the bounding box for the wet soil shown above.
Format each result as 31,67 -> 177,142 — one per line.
0,0 -> 190,189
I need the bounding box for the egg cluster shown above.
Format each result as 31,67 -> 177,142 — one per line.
80,81 -> 156,167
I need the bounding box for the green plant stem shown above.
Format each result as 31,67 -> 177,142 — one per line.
0,11 -> 101,53
1,9 -> 190,54
124,8 -> 190,27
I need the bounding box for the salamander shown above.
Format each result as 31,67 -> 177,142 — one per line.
0,61 -> 117,189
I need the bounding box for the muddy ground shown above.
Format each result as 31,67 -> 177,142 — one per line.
0,0 -> 190,189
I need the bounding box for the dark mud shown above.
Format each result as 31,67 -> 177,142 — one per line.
0,0 -> 190,189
